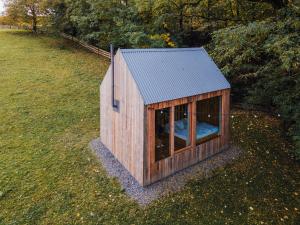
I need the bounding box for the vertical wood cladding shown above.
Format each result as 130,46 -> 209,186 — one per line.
100,51 -> 145,185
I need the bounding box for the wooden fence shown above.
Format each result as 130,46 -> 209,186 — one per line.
0,25 -> 30,30
60,33 -> 111,59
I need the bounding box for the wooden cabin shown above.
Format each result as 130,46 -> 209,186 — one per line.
100,48 -> 231,186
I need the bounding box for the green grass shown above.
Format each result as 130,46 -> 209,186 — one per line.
0,30 -> 299,225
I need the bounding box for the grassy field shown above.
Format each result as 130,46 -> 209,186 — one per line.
0,30 -> 299,225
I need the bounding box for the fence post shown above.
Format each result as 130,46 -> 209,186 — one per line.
60,33 -> 110,60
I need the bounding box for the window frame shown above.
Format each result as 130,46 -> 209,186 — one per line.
154,103 -> 193,162
173,103 -> 193,153
154,107 -> 171,162
195,96 -> 222,145
153,95 -> 223,162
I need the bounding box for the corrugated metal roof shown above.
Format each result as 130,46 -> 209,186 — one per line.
120,47 -> 230,105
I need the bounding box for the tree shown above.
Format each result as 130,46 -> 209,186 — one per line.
48,0 -> 280,47
210,6 -> 300,157
248,0 -> 290,9
5,0 -> 49,32
0,15 -> 14,25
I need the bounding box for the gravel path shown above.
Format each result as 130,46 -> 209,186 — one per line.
89,138 -> 242,205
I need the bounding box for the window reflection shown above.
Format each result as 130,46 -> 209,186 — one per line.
155,108 -> 170,161
174,104 -> 190,151
196,96 -> 221,144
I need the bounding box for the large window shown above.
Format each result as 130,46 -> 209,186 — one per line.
174,104 -> 190,151
155,108 -> 170,161
154,96 -> 221,162
196,96 -> 221,144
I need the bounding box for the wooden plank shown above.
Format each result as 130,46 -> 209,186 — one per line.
170,106 -> 175,157
191,101 -> 196,147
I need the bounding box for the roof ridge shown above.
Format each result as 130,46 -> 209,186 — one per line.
120,47 -> 204,54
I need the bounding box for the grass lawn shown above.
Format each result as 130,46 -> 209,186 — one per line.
0,30 -> 299,225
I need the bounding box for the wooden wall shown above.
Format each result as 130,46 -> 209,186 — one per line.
100,50 -> 145,185
144,89 -> 230,185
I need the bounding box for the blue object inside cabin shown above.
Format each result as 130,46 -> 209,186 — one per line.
165,120 -> 219,141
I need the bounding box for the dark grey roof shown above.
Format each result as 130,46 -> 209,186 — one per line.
120,47 -> 230,105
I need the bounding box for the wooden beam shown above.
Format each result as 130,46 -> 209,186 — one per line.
170,106 -> 175,157
191,101 -> 196,147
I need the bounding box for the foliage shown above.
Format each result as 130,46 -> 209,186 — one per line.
4,0 -> 51,32
47,0 -> 277,50
0,30 -> 299,224
49,0 -> 168,49
210,6 -> 300,157
0,15 -> 13,25
2,1 -> 295,47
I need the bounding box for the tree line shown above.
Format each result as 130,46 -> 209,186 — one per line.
1,0 -> 289,47
1,0 -> 300,157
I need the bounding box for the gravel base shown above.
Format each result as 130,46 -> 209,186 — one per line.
89,138 -> 242,205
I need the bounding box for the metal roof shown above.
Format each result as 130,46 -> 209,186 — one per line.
120,47 -> 230,105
